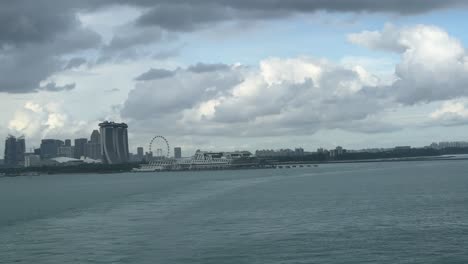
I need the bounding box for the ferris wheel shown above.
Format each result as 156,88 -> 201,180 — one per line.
149,135 -> 170,158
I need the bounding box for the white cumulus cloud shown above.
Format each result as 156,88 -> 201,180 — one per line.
350,24 -> 468,104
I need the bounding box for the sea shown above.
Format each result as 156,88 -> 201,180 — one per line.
0,160 -> 467,263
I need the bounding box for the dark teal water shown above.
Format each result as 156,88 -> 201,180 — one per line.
1,161 -> 468,263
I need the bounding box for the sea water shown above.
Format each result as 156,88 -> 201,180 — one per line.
1,160 -> 467,263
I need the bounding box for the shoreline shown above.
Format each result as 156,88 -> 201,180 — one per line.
1,156 -> 467,177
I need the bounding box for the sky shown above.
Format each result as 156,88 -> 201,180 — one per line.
2,0 -> 468,156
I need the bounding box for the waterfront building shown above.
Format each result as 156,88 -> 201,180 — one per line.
429,141 -> 468,149
85,143 -> 101,160
4,135 -> 25,166
174,147 -> 182,159
223,151 -> 252,159
134,150 -> 255,172
40,139 -> 64,160
329,146 -> 346,158
256,148 -> 304,158
134,147 -> 144,162
295,148 -> 304,156
34,148 -> 41,155
74,138 -> 87,159
145,152 -> 153,162
58,146 -> 75,158
64,139 -> 72,147
17,137 -> 26,165
84,130 -> 102,160
5,136 -> 17,165
24,154 -> 41,167
394,146 -> 411,154
99,121 -> 129,164
137,147 -> 144,156
90,130 -> 101,144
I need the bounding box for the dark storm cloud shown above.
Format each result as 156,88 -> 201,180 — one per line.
0,1 -> 101,93
0,0 -> 465,46
0,28 -> 100,93
0,0 -> 466,93
134,68 -> 177,81
0,1 -> 75,46
130,0 -> 468,31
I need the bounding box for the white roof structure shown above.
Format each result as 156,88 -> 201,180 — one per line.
51,157 -> 102,164
80,157 -> 101,164
51,157 -> 83,163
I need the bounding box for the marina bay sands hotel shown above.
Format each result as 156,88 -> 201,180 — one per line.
99,121 -> 129,164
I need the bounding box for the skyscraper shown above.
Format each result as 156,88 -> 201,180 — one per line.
174,147 -> 182,159
64,139 -> 71,147
136,147 -> 144,161
74,138 -> 87,159
85,143 -> 101,160
90,130 -> 100,144
137,147 -> 144,157
40,139 -> 64,159
4,135 -> 25,166
99,121 -> 129,164
16,137 -> 25,164
58,146 -> 74,158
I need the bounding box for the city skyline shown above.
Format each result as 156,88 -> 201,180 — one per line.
2,1 -> 468,156
4,127 -> 468,160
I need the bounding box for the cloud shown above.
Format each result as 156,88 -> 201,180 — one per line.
8,101 -> 94,143
105,88 -> 120,93
123,64 -> 245,119
348,24 -> 406,53
188,63 -> 231,73
38,82 -> 76,92
350,24 -> 468,104
429,100 -> 468,126
98,26 -> 175,63
0,1 -> 77,46
152,46 -> 182,59
121,57 -> 393,138
64,57 -> 87,70
0,6 -> 101,93
1,1 -> 466,94
134,68 -> 177,81
131,1 -> 468,32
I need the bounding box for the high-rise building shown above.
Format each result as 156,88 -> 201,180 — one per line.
65,139 -> 72,147
16,137 -> 25,165
85,143 -> 101,160
34,148 -> 41,156
99,121 -> 129,164
85,130 -> 102,160
74,138 -> 87,159
90,130 -> 101,144
4,135 -> 25,166
4,136 -> 18,165
174,147 -> 182,159
58,146 -> 75,158
137,147 -> 144,156
40,139 -> 64,159
136,147 -> 144,161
